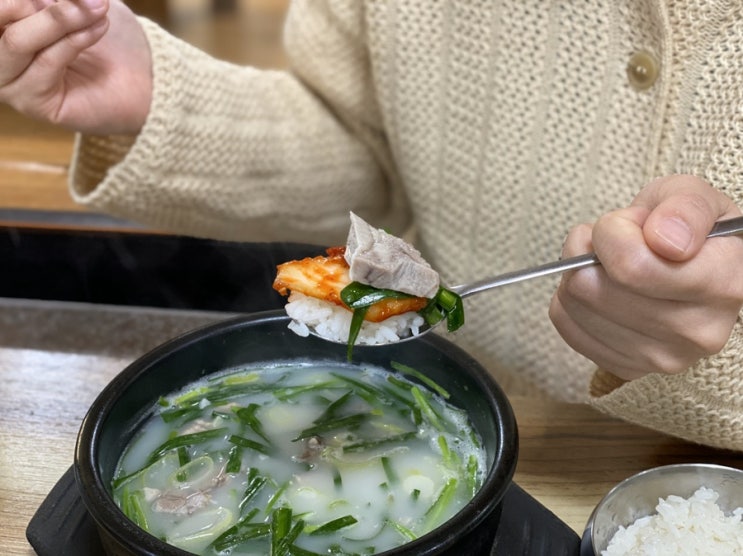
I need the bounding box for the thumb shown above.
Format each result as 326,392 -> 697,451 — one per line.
634,176 -> 735,262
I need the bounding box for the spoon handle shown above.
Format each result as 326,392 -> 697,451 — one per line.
453,215 -> 743,298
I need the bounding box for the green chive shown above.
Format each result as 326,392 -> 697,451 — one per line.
308,515 -> 358,535
466,454 -> 479,498
280,519 -> 305,555
235,403 -> 270,442
387,519 -> 417,541
123,488 -> 149,531
332,373 -> 414,409
293,413 -> 368,441
437,436 -> 452,465
225,445 -> 242,474
342,431 -> 417,453
340,282 -> 422,360
420,287 -> 465,333
229,434 -> 271,455
273,380 -> 344,401
340,282 -> 414,308
239,469 -> 268,512
314,390 -> 353,424
271,507 -> 293,555
159,402 -> 203,424
390,361 -> 450,399
177,446 -> 190,467
425,478 -> 458,527
411,387 -> 445,431
265,482 -> 289,515
144,427 -> 228,467
211,508 -> 269,552
287,545 -> 324,556
381,456 -> 398,485
347,306 -> 369,360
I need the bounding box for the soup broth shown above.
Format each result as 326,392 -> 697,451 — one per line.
112,362 -> 485,555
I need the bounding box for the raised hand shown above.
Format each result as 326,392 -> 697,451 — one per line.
0,0 -> 152,134
550,175 -> 743,381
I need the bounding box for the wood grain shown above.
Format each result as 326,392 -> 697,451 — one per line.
508,397 -> 741,533
0,106 -> 79,212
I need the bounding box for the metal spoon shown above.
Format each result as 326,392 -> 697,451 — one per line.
449,214 -> 743,298
341,215 -> 743,345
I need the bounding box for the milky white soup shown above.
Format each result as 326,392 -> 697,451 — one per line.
111,362 -> 485,555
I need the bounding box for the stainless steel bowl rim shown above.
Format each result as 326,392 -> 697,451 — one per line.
583,462 -> 743,555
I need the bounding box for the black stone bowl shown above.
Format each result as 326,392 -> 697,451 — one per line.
74,311 -> 518,556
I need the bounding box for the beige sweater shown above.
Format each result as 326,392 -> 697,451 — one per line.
70,1 -> 743,451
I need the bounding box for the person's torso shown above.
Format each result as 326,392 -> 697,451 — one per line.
359,0 -> 743,396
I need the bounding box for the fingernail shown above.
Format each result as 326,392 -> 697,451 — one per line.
656,217 -> 693,253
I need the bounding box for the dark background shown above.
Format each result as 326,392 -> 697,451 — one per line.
0,226 -> 324,312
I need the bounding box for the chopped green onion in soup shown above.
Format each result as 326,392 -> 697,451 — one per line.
111,362 -> 486,555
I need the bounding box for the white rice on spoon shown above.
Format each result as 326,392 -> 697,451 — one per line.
285,292 -> 425,345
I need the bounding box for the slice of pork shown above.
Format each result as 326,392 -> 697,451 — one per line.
345,212 -> 439,298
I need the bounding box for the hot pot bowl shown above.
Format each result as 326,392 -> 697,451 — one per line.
74,311 -> 519,556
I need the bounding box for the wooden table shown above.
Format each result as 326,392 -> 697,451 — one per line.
0,105 -> 80,213
0,299 -> 740,555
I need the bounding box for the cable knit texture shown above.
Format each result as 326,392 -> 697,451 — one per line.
69,1 -> 743,451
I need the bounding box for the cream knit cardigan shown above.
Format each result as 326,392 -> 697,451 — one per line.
69,1 -> 743,451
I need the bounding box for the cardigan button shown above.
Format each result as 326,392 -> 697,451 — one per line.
627,50 -> 659,90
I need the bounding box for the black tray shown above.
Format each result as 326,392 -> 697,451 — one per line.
27,466 -> 580,556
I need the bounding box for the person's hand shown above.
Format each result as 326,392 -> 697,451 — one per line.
0,0 -> 152,135
549,174 -> 743,381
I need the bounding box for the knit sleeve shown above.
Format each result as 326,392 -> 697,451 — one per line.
69,7 -> 409,244
589,313 -> 743,452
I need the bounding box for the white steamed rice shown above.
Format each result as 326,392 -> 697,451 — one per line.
603,486 -> 743,556
284,292 -> 425,345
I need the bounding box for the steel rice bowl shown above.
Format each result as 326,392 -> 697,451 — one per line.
581,463 -> 743,556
